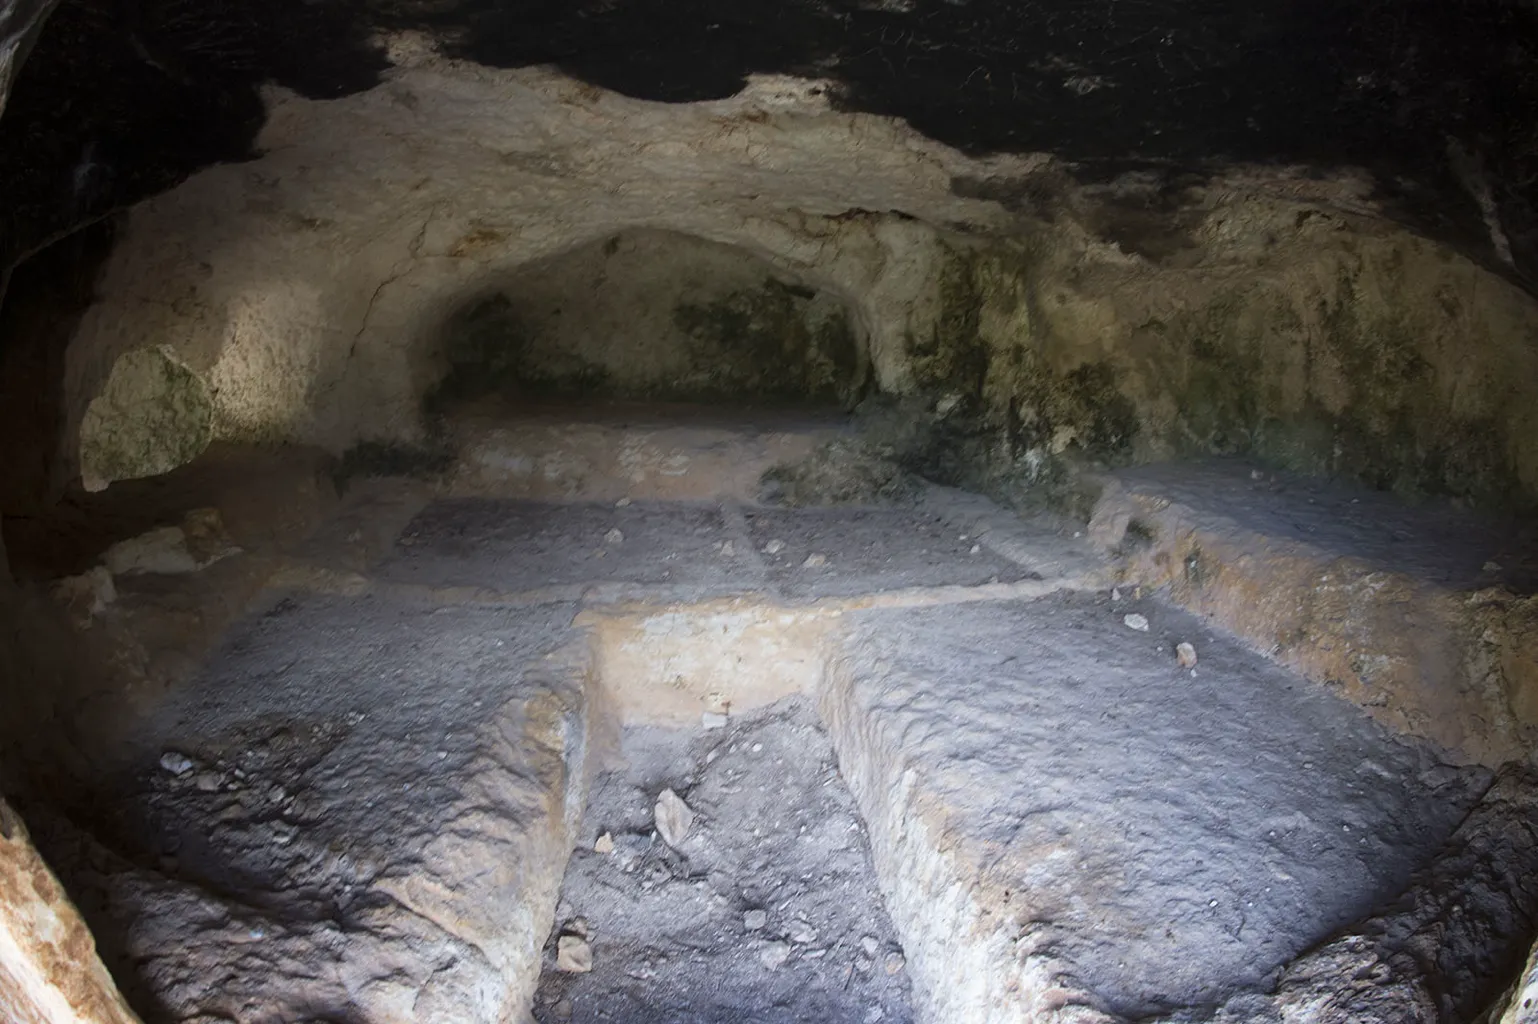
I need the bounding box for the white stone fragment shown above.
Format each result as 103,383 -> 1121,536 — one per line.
594,832 -> 614,854
759,941 -> 792,970
105,526 -> 200,575
604,528 -> 624,545
764,539 -> 785,555
654,788 -> 694,848
744,909 -> 768,931
159,751 -> 195,776
802,553 -> 828,568
556,935 -> 592,973
1176,642 -> 1198,668
1123,613 -> 1150,632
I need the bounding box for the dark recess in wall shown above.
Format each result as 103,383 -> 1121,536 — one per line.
0,218 -> 116,516
0,0 -> 1536,296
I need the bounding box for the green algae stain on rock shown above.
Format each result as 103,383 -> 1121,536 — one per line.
79,347 -> 213,491
897,242 -> 1139,504
904,246 -> 990,401
427,230 -> 866,412
671,280 -> 861,405
1135,263 -> 1525,506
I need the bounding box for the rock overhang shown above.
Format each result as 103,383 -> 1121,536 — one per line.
0,0 -> 1535,290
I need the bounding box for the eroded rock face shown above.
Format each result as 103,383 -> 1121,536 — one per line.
79,348 -> 213,492
0,796 -> 139,1024
35,54 -> 1538,515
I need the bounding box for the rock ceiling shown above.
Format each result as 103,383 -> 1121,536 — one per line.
0,0 -> 1536,290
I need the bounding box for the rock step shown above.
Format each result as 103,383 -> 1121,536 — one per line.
1088,459 -> 1538,766
821,592 -> 1488,1022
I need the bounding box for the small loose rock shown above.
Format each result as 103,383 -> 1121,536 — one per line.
759,941 -> 792,970
594,832 -> 614,854
654,788 -> 695,848
787,919 -> 819,944
159,751 -> 195,776
764,539 -> 785,555
603,528 -> 624,545
802,553 -> 828,569
1123,613 -> 1150,632
1176,642 -> 1198,668
557,935 -> 593,973
744,909 -> 768,931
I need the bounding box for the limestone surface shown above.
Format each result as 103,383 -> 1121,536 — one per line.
0,796 -> 139,1024
46,54 -> 1538,511
45,593 -> 591,1024
1089,459 -> 1538,764
823,593 -> 1486,1022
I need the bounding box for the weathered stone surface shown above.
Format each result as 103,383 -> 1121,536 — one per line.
1259,766 -> 1538,1024
43,594 -> 593,1024
0,796 -> 140,1024
822,593 -> 1485,1022
1089,460 -> 1538,765
444,406 -> 840,503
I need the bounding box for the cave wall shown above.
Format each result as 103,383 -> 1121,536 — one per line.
434,229 -> 864,408
48,57 -> 1005,491
32,50 -> 1538,511
894,207 -> 1538,509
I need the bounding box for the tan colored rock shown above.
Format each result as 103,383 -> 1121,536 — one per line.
78,347 -> 213,492
51,567 -> 115,624
556,935 -> 592,974
0,797 -> 142,1024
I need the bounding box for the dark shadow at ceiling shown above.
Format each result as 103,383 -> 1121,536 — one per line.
0,0 -> 1536,288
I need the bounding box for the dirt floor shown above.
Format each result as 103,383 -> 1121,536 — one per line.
9,439 -> 1536,1024
532,700 -> 915,1024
